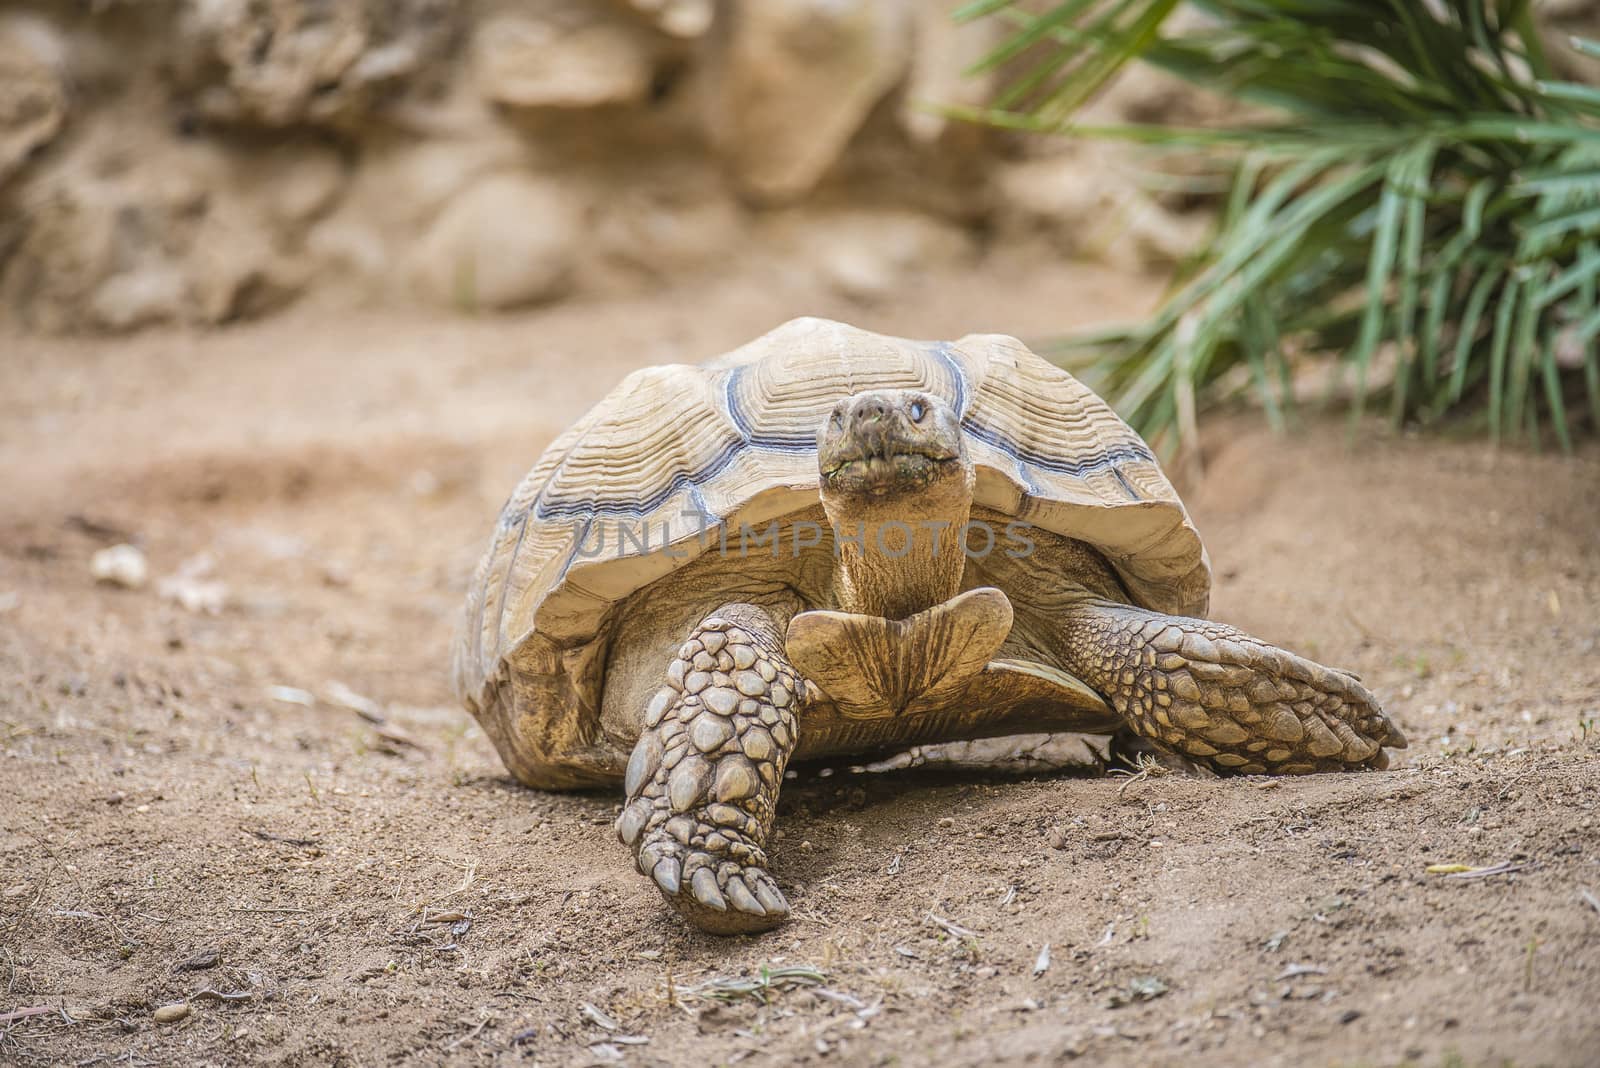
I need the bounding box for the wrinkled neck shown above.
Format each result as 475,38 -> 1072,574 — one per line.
822,479 -> 974,620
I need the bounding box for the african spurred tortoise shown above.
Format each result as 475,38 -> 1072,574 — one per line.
453,318 -> 1405,934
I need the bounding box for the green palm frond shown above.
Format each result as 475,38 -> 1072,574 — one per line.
953,1 -> 1600,453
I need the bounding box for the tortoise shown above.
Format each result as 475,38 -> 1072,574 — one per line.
453,317 -> 1405,935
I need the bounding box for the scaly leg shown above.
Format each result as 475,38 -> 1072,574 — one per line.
1056,599 -> 1406,774
614,604 -> 800,934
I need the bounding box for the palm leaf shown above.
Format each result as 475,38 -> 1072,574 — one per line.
959,4 -> 1600,451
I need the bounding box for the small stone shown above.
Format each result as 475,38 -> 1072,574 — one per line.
153,1003 -> 190,1024
90,544 -> 148,589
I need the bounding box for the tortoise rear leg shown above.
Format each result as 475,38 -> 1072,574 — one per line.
614,603 -> 800,935
1055,598 -> 1406,774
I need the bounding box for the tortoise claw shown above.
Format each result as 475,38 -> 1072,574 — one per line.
652,857 -> 681,896
690,868 -> 728,911
750,873 -> 790,918
725,876 -> 766,917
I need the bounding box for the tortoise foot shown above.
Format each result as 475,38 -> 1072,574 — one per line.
1061,600 -> 1406,774
637,836 -> 790,936
616,604 -> 800,935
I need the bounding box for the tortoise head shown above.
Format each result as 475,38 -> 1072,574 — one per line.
817,389 -> 969,502
816,390 -> 975,618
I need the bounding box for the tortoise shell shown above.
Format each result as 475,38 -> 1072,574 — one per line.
453,318 -> 1209,738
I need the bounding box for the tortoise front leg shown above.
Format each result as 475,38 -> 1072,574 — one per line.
614,603 -> 800,934
1054,598 -> 1406,774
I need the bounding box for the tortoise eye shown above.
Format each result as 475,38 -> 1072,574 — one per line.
909,401 -> 926,422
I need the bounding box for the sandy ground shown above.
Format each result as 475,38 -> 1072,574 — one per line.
2,262 -> 1598,1068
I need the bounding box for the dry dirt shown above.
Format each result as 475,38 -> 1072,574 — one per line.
2,261 -> 1598,1068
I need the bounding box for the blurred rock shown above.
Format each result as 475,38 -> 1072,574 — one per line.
171,0 -> 459,128
91,544 -> 148,590
0,14 -> 67,189
405,173 -> 581,310
996,147 -> 1208,272
187,202 -> 308,324
158,552 -> 227,615
767,208 -> 974,304
593,177 -> 745,278
472,5 -> 656,110
90,266 -> 188,332
900,2 -> 1000,146
707,0 -> 915,205
625,0 -> 714,39
232,142 -> 350,229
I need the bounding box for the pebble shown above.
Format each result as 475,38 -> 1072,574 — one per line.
153,1002 -> 191,1024
90,544 -> 148,589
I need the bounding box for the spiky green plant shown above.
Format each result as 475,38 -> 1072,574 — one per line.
952,1 -> 1600,454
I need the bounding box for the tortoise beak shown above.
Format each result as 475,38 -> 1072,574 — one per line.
817,390 -> 963,494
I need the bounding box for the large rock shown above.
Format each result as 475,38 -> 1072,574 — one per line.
405,173 -> 581,310
1,121 -> 310,332
472,6 -> 657,110
706,0 -> 914,205
171,0 -> 459,128
0,14 -> 68,189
